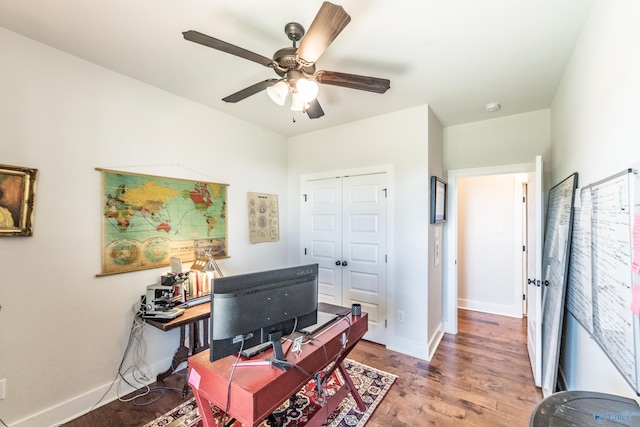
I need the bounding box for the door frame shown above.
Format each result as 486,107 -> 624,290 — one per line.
300,164 -> 395,344
444,161 -> 536,334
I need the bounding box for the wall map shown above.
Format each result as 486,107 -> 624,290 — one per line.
100,169 -> 228,275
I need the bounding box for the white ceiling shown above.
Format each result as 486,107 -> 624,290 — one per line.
0,0 -> 595,137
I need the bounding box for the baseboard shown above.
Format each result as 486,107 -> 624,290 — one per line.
11,356 -> 176,427
386,336 -> 430,362
458,299 -> 522,318
386,324 -> 444,363
427,323 -> 444,361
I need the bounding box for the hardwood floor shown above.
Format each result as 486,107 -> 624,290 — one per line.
62,309 -> 543,426
356,309 -> 543,427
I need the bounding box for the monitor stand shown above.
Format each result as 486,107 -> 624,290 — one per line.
267,330 -> 291,371
236,330 -> 291,370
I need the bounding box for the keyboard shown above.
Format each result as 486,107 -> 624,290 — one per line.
240,341 -> 273,358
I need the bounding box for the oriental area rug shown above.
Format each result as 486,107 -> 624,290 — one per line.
143,359 -> 396,427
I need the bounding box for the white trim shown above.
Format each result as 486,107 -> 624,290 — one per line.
300,164 -> 393,182
458,300 -> 523,318
10,357 -> 174,427
445,161 -> 536,334
387,337 -> 430,362
428,324 -> 444,360
386,322 -> 442,362
513,174 -> 528,318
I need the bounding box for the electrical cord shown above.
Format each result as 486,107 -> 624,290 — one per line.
222,337 -> 245,426
218,315 -> 352,424
0,416 -> 8,427
302,314 -> 354,413
116,313 -> 151,402
271,315 -> 353,425
90,301 -> 156,411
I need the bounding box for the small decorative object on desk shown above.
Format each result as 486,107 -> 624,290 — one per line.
351,304 -> 361,316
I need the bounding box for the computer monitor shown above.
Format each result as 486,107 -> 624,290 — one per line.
209,263 -> 318,363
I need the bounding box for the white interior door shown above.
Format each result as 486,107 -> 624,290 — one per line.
302,177 -> 343,305
301,172 -> 388,345
341,174 -> 387,344
527,155 -> 543,387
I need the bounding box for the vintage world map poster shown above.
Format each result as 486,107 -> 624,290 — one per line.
100,169 -> 228,275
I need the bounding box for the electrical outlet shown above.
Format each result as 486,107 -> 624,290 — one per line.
0,379 -> 6,400
397,310 -> 405,322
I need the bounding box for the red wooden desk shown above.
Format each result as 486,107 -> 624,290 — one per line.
188,312 -> 368,427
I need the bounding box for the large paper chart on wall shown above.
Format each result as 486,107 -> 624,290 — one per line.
99,169 -> 228,275
565,169 -> 640,393
591,171 -> 636,390
567,186 -> 594,334
540,173 -> 577,397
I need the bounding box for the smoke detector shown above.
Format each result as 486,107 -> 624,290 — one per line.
485,102 -> 501,113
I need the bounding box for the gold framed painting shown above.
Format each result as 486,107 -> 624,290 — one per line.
0,164 -> 38,237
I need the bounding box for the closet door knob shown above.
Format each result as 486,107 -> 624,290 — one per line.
342,261 -> 348,266
335,260 -> 341,266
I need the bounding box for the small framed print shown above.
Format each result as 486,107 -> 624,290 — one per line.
430,176 -> 447,224
0,164 -> 38,237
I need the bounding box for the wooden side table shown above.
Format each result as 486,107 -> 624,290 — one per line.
145,303 -> 211,383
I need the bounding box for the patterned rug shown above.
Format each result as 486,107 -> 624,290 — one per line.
143,359 -> 396,427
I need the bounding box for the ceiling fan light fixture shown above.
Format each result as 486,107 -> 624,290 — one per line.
184,2 -> 389,119
296,78 -> 319,103
290,91 -> 305,112
267,80 -> 290,106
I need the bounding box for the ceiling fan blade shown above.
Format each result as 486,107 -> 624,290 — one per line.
183,30 -> 275,68
222,79 -> 279,103
315,70 -> 390,94
305,98 -> 325,119
296,2 -> 351,65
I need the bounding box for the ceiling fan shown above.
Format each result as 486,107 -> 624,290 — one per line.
182,2 -> 391,119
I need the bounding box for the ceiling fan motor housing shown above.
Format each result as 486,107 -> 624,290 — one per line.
272,47 -> 315,77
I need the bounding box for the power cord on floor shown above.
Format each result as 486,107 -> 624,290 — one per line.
0,416 -> 9,427
90,301 -> 154,410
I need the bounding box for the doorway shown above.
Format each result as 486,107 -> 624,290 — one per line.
444,161 -> 539,334
456,173 -> 528,317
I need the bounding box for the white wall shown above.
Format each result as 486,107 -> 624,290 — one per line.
551,0 -> 640,397
0,28 -> 290,426
456,174 -> 524,317
427,107 -> 444,355
287,105 -> 443,359
443,111 -> 551,330
445,109 -> 551,171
